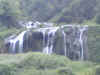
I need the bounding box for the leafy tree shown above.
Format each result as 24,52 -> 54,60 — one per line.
0,0 -> 22,28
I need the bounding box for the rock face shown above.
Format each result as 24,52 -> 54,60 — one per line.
5,25 -> 88,60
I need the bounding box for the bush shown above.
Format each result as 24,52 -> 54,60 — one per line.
0,52 -> 97,75
57,67 -> 75,75
15,53 -> 70,70
95,66 -> 100,75
0,64 -> 11,75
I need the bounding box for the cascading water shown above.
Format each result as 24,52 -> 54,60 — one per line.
60,25 -> 88,60
61,25 -> 73,57
79,26 -> 88,60
9,39 -> 16,53
62,31 -> 67,56
37,27 -> 59,54
18,31 -> 27,53
6,22 -> 88,60
61,26 -> 67,56
43,27 -> 59,54
9,31 -> 27,53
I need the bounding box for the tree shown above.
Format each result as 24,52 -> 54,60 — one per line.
0,0 -> 22,28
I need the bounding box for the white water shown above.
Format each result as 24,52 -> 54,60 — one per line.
62,31 -> 67,56
42,27 -> 59,54
9,39 -> 16,53
8,22 -> 88,60
35,27 -> 59,54
9,31 -> 27,53
79,26 -> 88,60
61,25 -> 88,59
61,25 -> 67,56
18,31 -> 27,53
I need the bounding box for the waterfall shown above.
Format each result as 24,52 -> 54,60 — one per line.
61,25 -> 73,57
18,31 -> 27,53
9,39 -> 16,53
60,25 -> 88,60
6,22 -> 88,60
62,31 -> 67,56
45,27 -> 59,54
61,26 -> 67,56
9,31 -> 27,53
79,26 -> 88,60
37,27 -> 59,54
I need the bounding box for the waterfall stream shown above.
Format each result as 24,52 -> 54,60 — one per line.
9,31 -> 27,53
43,27 -> 59,54
37,27 -> 59,54
7,23 -> 88,60
62,29 -> 67,56
79,26 -> 88,60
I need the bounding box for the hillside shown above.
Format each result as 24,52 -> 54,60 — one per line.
0,0 -> 100,28
0,52 -> 98,75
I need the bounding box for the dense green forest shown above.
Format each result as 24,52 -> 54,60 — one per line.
0,0 -> 100,28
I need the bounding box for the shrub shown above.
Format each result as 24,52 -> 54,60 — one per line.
16,53 -> 70,70
0,64 -> 11,75
95,66 -> 100,75
57,67 -> 75,75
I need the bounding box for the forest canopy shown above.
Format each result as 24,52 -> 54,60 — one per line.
0,0 -> 99,27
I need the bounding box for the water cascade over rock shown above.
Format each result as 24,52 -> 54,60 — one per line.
8,31 -> 27,53
5,23 -> 88,60
39,27 -> 59,54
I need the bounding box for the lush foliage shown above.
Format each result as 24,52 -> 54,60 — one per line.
0,0 -> 23,28
88,27 -> 100,62
0,52 -> 98,75
0,0 -> 100,27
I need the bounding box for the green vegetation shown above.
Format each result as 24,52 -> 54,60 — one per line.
0,52 -> 98,75
0,0 -> 100,27
0,0 -> 22,28
88,27 -> 100,62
